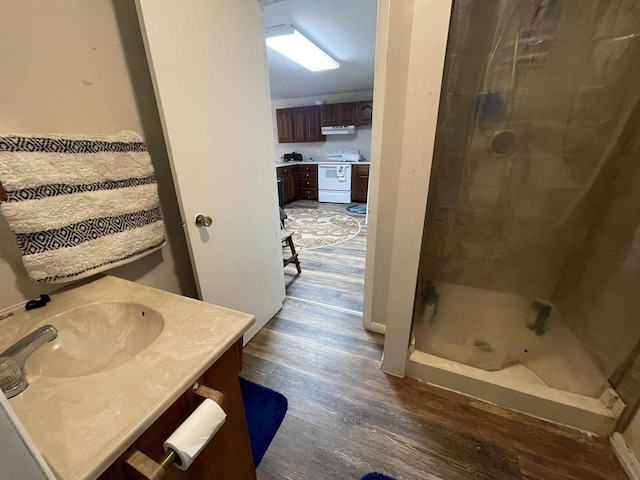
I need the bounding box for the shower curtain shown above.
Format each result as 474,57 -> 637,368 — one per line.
415,0 -> 640,384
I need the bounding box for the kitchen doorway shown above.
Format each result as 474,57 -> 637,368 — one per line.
263,0 -> 376,316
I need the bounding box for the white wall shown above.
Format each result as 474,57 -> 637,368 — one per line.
364,0 -> 453,376
0,2 -> 197,474
0,0 -> 197,311
363,0 -> 414,335
271,90 -> 373,162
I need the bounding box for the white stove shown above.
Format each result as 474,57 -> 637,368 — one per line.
318,148 -> 361,203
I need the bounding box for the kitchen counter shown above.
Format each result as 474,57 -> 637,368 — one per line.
276,160 -> 370,166
1,276 -> 254,480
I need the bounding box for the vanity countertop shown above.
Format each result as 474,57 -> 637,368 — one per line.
0,276 -> 254,480
275,160 -> 371,166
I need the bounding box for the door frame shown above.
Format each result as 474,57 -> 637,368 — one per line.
363,0 -> 453,376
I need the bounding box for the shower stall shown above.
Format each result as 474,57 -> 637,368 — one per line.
407,0 -> 640,433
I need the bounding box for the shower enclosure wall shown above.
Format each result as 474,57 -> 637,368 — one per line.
409,0 -> 640,433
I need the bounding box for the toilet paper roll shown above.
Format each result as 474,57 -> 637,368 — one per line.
163,398 -> 227,471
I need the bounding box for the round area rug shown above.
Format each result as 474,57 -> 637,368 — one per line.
284,209 -> 361,250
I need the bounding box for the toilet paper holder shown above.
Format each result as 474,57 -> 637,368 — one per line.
124,384 -> 226,479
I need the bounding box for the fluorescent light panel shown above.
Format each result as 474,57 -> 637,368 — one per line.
266,25 -> 339,72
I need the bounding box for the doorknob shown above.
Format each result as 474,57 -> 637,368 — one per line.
195,214 -> 213,227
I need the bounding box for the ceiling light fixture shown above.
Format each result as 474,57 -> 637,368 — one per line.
266,25 -> 339,72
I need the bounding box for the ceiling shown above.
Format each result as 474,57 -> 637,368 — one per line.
261,0 -> 377,100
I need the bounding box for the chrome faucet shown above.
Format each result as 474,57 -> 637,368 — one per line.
0,325 -> 57,398
1,325 -> 58,369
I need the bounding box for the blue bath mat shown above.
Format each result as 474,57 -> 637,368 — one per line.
239,377 -> 288,467
361,473 -> 396,480
347,204 -> 367,215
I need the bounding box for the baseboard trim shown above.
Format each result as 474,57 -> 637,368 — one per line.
612,432 -> 640,480
368,322 -> 386,334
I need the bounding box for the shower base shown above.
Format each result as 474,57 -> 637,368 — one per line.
407,351 -> 621,435
408,282 -> 624,434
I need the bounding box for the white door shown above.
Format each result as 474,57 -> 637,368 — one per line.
135,0 -> 285,342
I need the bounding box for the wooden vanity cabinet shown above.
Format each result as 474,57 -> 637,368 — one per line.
99,340 -> 256,480
351,164 -> 370,202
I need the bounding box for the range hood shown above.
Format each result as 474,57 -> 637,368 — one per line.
321,125 -> 357,135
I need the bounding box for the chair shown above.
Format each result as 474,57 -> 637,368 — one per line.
279,207 -> 301,274
281,229 -> 301,274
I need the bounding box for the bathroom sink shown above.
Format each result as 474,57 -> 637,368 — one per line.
25,302 -> 164,378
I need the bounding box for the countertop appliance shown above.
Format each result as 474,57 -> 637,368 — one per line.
325,148 -> 362,162
318,163 -> 352,203
283,152 -> 303,162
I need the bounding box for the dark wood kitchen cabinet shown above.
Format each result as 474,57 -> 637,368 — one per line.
292,107 -> 306,142
351,164 -> 370,202
277,101 -> 373,139
304,106 -> 324,142
356,101 -> 374,125
276,165 -> 303,203
276,165 -> 293,203
338,102 -> 357,125
320,103 -> 338,127
298,164 -> 318,200
276,108 -> 294,143
292,168 -> 300,198
276,106 -> 324,143
321,102 -> 357,126
277,164 -> 317,202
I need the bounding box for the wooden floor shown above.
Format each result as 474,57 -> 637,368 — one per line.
283,199 -> 367,314
242,299 -> 627,480
243,201 -> 627,479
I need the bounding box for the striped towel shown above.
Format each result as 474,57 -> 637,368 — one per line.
0,131 -> 166,283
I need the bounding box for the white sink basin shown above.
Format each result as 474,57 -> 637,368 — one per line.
26,302 -> 164,378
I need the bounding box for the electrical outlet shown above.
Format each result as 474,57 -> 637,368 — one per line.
316,149 -> 322,157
